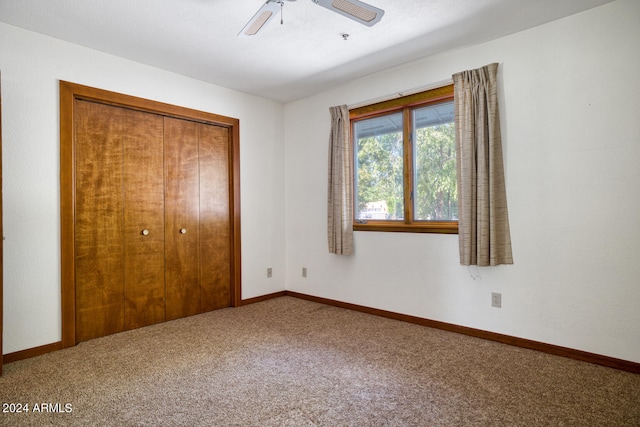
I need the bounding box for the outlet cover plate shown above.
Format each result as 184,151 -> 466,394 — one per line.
491,292 -> 502,308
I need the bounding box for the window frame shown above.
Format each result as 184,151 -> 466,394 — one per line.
350,84 -> 457,234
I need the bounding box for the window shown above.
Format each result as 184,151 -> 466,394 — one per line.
350,84 -> 457,233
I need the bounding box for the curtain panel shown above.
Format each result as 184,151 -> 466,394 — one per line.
453,63 -> 513,266
327,105 -> 354,255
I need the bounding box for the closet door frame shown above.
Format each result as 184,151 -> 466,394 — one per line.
60,81 -> 241,348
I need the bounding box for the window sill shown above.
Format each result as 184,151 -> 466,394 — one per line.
353,221 -> 458,234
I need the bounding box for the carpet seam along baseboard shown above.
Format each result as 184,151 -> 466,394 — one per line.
281,291 -> 640,374
4,291 -> 639,374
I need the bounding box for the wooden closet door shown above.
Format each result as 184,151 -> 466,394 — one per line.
164,117 -> 201,320
199,123 -> 231,311
122,110 -> 165,330
61,81 -> 241,347
75,100 -> 125,342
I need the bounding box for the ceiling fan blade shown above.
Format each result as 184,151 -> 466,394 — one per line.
239,0 -> 282,37
312,0 -> 384,27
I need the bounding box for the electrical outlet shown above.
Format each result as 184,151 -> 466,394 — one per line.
267,268 -> 272,278
491,292 -> 502,308
302,267 -> 307,278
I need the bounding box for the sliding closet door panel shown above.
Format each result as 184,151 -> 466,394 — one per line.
199,124 -> 231,311
75,100 -> 125,342
164,117 -> 200,320
123,110 -> 166,330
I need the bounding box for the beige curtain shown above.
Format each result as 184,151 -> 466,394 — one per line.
453,63 -> 513,266
327,105 -> 354,255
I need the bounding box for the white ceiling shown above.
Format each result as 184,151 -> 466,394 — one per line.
0,0 -> 614,102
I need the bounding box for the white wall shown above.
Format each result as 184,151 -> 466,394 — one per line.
0,23 -> 286,354
284,0 -> 640,363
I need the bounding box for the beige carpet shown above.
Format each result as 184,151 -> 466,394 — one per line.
1,296 -> 639,426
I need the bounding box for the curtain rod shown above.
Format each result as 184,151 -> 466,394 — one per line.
347,78 -> 453,110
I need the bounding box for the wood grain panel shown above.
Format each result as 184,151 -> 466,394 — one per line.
164,117 -> 201,320
61,81 -> 242,349
198,124 -> 231,311
74,100 -> 125,342
123,110 -> 166,330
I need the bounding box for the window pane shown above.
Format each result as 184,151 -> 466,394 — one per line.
413,100 -> 457,221
354,112 -> 404,220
